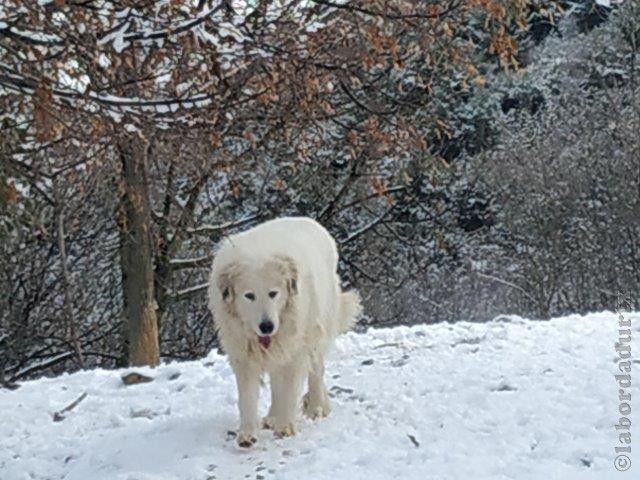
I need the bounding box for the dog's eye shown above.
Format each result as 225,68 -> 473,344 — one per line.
244,292 -> 255,301
268,291 -> 278,299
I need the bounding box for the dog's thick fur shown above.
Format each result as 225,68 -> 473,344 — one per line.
208,217 -> 361,447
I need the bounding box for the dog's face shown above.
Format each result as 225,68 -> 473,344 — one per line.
217,256 -> 297,346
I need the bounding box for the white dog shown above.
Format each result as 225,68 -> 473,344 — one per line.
208,217 -> 362,447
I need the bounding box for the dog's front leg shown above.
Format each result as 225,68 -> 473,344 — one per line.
268,359 -> 307,437
232,361 -> 261,447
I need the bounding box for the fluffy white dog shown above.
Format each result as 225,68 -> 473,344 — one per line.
208,217 -> 362,447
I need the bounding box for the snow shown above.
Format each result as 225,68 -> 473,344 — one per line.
10,352 -> 76,381
186,213 -> 260,235
97,54 -> 111,69
169,255 -> 211,267
1,312 -> 638,480
174,282 -> 209,298
0,26 -> 62,44
98,21 -> 131,53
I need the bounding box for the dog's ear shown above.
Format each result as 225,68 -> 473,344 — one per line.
217,262 -> 240,303
274,255 -> 298,295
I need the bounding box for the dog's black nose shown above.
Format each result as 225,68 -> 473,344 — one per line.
259,320 -> 274,335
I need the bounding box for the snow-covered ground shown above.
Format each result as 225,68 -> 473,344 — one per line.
1,312 -> 638,480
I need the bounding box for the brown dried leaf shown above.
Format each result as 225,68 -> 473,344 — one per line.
33,84 -> 56,142
209,132 -> 222,148
230,181 -> 241,198
2,181 -> 18,205
371,177 -> 386,196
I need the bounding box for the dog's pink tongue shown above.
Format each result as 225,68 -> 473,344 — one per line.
258,336 -> 271,349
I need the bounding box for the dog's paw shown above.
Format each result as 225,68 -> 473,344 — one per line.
273,422 -> 296,438
303,404 -> 330,420
302,392 -> 331,420
262,416 -> 275,430
237,432 -> 257,448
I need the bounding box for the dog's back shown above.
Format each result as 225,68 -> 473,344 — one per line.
222,216 -> 337,269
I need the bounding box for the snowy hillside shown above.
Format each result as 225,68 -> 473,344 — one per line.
1,312 -> 637,480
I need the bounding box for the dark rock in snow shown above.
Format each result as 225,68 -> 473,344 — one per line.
121,372 -> 154,386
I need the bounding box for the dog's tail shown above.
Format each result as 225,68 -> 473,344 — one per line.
338,289 -> 362,333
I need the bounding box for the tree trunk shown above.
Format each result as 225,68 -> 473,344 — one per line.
55,196 -> 85,368
117,133 -> 160,367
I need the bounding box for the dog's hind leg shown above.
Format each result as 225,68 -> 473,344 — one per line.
303,352 -> 331,420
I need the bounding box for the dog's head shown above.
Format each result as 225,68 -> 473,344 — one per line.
216,255 -> 298,347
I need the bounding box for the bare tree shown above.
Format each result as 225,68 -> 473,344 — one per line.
1,0 -> 535,375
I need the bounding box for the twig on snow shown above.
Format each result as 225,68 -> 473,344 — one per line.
53,392 -> 88,422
